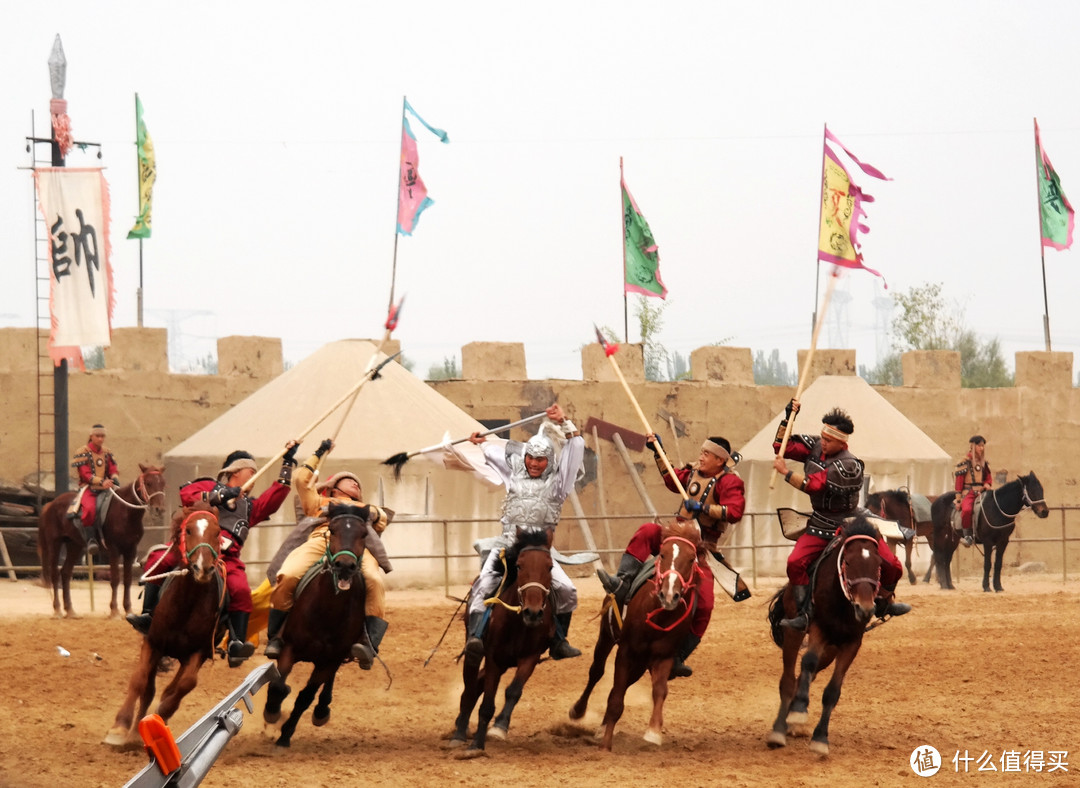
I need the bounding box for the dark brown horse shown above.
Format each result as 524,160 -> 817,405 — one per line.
931,472 -> 1049,593
38,464 -> 167,619
569,519 -> 704,751
262,503 -> 381,748
865,489 -> 941,586
767,517 -> 883,757
450,526 -> 554,757
103,504 -> 224,747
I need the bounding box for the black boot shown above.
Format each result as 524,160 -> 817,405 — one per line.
126,583 -> 161,635
227,611 -> 256,668
264,608 -> 289,659
82,526 -> 99,557
875,587 -> 912,619
549,612 -> 582,660
670,633 -> 702,679
780,584 -> 810,630
366,616 -> 389,654
597,553 -> 645,608
464,610 -> 486,663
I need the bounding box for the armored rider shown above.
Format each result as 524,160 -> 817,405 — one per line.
464,403 -> 585,662
267,438 -> 393,669
67,423 -> 119,556
954,435 -> 992,547
598,433 -> 745,678
771,400 -> 910,630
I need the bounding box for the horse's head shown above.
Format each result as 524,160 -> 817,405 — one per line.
508,526 -> 553,628
1021,472 -> 1050,519
837,517 -> 882,625
175,503 -> 220,583
325,502 -> 375,591
654,520 -> 703,612
138,463 -> 167,511
866,489 -> 912,529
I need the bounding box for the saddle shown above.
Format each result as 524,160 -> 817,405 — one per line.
777,507 -> 905,542
951,492 -> 985,533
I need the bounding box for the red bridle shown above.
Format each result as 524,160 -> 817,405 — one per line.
646,536 -> 705,632
177,511 -> 222,568
837,533 -> 881,601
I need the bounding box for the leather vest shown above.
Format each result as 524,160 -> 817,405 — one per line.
804,445 -> 864,533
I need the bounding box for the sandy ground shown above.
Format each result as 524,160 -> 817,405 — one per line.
1,571 -> 1077,788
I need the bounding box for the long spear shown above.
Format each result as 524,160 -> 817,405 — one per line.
240,299 -> 404,494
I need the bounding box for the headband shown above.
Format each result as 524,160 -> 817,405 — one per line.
821,424 -> 850,442
701,440 -> 731,463
218,458 -> 257,480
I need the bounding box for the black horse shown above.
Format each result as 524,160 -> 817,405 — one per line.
930,472 -> 1049,592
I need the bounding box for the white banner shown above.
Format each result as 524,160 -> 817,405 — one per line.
34,167 -> 114,351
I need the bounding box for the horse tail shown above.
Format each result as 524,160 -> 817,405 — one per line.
767,586 -> 787,648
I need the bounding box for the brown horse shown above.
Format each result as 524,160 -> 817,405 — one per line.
450,526 -> 554,757
38,464 -> 167,619
766,517 -> 883,757
262,503 -> 381,748
103,505 -> 225,747
865,489 -> 940,585
569,519 -> 704,751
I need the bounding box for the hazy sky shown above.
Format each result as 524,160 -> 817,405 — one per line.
5,1 -> 1080,380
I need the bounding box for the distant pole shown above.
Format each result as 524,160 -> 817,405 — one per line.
620,157 -> 628,343
1034,117 -> 1052,351
135,93 -> 144,328
812,123 -> 827,342
48,36 -> 69,494
388,95 -> 405,314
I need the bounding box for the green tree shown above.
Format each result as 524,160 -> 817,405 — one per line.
753,349 -> 797,385
633,295 -> 669,382
426,355 -> 459,381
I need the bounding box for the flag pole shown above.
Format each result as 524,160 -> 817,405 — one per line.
135,93 -> 144,328
811,123 -> 827,342
1034,117 -> 1052,351
620,157 -> 629,343
388,95 -> 406,313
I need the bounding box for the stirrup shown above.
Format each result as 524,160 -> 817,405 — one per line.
351,642 -> 374,670
961,534 -> 973,547
85,540 -> 99,557
126,613 -> 152,635
670,662 -> 693,679
780,613 -> 808,631
264,637 -> 284,659
549,640 -> 581,660
464,636 -> 485,661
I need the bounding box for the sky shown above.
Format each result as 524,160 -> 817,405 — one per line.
4,1 -> 1080,381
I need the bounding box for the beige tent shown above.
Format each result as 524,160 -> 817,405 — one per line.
729,375 -> 953,577
164,340 -> 504,587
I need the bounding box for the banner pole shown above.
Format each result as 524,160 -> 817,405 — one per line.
388,95 -> 406,313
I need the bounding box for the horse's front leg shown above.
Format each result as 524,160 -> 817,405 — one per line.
787,631 -> 824,726
103,640 -> 158,746
108,551 -> 122,619
643,655 -> 673,746
491,653 -> 542,740
278,664 -> 335,747
312,671 -> 336,727
156,652 -> 205,722
809,641 -> 862,757
464,663 -> 505,754
264,652 -> 295,729
570,612 -> 616,721
982,541 -> 994,592
992,541 -> 1007,593
904,538 -> 915,584
122,552 -> 136,616
449,657 -> 483,748
599,648 -> 648,751
767,628 -> 802,748
61,544 -> 80,618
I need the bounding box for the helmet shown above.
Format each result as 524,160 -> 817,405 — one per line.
524,434 -> 554,463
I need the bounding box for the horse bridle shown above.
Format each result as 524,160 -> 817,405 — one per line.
837,533 -> 881,601
485,544 -> 552,615
323,515 -> 365,591
107,470 -> 166,510
986,478 -> 1044,523
178,511 -> 220,566
646,536 -> 705,632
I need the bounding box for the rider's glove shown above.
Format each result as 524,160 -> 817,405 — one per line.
683,498 -> 703,515
645,434 -> 663,457
315,439 -> 333,458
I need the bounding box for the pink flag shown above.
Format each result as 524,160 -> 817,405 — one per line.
397,100 -> 448,236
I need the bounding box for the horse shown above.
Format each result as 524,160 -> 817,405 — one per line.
865,489 -> 941,586
931,472 -> 1049,593
449,526 -> 554,757
569,519 -> 705,751
103,504 -> 225,747
766,517 -> 883,757
38,464 -> 167,619
262,502 -> 382,748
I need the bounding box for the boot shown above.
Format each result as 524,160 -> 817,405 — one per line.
82,526 -> 99,557
780,584 -> 810,631
875,588 -> 912,619
226,611 -> 256,668
366,616 -> 389,654
549,612 -> 582,660
126,583 -> 161,635
597,553 -> 645,608
350,638 -> 375,670
669,633 -> 701,679
961,531 -> 973,547
464,610 -> 486,663
264,608 -> 289,659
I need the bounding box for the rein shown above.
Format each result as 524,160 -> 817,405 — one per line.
484,545 -> 551,615
645,536 -> 705,632
984,479 -> 1043,526
837,533 -> 881,601
107,471 -> 166,510
322,516 -> 364,594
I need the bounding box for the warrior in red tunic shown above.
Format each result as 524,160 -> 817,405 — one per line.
598,434 -> 745,678
954,435 -> 992,547
772,400 -> 910,630
67,423 -> 119,555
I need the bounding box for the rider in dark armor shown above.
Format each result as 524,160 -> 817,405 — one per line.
772,401 -> 910,630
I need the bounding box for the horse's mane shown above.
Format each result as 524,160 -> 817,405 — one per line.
660,519 -> 702,546
843,516 -> 880,542
505,527 -> 550,564
867,489 -> 909,507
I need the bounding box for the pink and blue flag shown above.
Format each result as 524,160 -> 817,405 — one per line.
397,100 -> 449,236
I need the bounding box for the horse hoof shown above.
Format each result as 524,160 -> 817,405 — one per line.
766,731 -> 787,749
643,729 -> 662,746
444,738 -> 466,750
263,711 -> 281,725
274,737 -> 292,748
786,710 -> 808,726
488,726 -> 508,741
102,728 -> 130,747
453,748 -> 488,760
312,709 -> 331,727
809,739 -> 830,757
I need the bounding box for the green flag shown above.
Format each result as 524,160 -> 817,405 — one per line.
1035,120 -> 1073,251
127,94 -> 156,240
622,179 -> 667,298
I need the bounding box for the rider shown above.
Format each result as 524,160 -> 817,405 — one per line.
598,433 -> 744,678
127,443 -> 296,668
771,400 -> 910,630
67,423 -> 119,556
954,435 -> 992,547
464,403 -> 585,663
267,438 -> 393,669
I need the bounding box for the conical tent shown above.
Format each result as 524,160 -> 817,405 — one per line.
729,375 -> 953,577
164,340 -> 504,586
